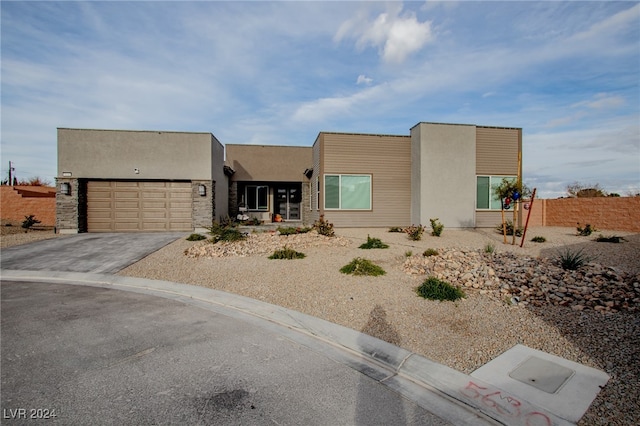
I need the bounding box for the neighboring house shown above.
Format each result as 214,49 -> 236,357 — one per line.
225,144 -> 313,224
56,122 -> 521,232
57,128 -> 228,233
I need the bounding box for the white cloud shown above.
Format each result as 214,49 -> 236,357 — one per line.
571,93 -> 626,110
356,74 -> 373,85
335,3 -> 434,63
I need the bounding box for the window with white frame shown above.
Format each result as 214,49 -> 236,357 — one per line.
476,176 -> 517,210
324,174 -> 371,210
245,185 -> 269,211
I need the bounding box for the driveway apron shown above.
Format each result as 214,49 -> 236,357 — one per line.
0,233 -> 185,273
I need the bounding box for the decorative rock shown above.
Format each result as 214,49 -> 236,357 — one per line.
403,247 -> 639,314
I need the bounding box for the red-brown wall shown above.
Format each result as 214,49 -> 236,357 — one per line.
526,197 -> 640,232
1,186 -> 56,226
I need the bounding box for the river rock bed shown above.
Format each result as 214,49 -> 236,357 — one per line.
184,230 -> 351,258
403,248 -> 640,313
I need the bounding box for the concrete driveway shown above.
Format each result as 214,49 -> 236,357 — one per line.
0,233 -> 184,273
1,279 -> 460,425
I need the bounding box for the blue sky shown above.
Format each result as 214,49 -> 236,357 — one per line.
2,1 -> 638,198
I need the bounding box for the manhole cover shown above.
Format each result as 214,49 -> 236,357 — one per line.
509,356 -> 575,394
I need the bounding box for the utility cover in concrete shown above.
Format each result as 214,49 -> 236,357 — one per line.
471,344 -> 610,423
508,356 -> 575,393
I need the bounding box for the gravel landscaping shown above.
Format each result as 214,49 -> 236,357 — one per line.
3,224 -> 637,424
118,225 -> 639,426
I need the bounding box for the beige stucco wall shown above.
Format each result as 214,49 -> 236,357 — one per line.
411,123 -> 477,228
225,144 -> 312,182
58,128 -> 216,180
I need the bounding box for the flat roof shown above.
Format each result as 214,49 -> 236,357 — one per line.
57,127 -> 214,136
410,122 -> 521,131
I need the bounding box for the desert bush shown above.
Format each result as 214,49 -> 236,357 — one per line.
269,246 -> 306,259
21,215 -> 41,230
595,235 -> 626,243
405,225 -> 425,241
277,226 -> 311,236
484,242 -> 495,253
415,277 -> 465,301
423,248 -> 439,257
313,215 -> 335,237
576,223 -> 597,236
429,218 -> 444,237
496,220 -> 522,236
359,235 -> 389,249
531,236 -> 546,243
209,225 -> 246,243
339,258 -> 386,276
186,233 -> 206,241
388,226 -> 404,233
405,250 -> 413,257
558,247 -> 591,270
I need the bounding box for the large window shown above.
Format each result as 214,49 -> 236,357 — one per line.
476,176 -> 517,210
245,185 -> 269,211
324,174 -> 371,210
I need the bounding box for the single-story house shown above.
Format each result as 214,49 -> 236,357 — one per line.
56,122 -> 521,233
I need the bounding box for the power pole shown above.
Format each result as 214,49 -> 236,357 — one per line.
8,161 -> 13,186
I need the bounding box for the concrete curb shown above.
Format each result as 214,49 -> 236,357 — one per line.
1,270 -> 573,425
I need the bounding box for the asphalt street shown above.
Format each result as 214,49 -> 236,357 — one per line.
1,279 -> 453,425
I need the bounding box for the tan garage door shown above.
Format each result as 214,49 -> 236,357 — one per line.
87,181 -> 192,232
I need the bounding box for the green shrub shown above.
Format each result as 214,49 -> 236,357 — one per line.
269,246 -> 306,259
423,248 -> 439,257
388,226 -> 404,233
531,236 -> 546,243
484,242 -> 495,254
359,235 -> 389,249
405,250 -> 413,257
240,217 -> 261,226
595,234 -> 626,243
405,225 -> 425,241
313,214 -> 335,237
340,258 -> 386,276
21,215 -> 41,230
416,277 -> 465,301
558,247 -> 591,270
429,218 -> 444,237
212,227 -> 246,243
576,223 -> 597,236
496,220 -> 522,236
186,233 -> 206,241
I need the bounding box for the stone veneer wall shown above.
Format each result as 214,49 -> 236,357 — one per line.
228,181 -> 238,220
55,178 -> 84,233
301,180 -> 311,225
192,180 -> 215,229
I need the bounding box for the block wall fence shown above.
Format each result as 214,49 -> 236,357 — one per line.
1,186 -> 56,226
525,197 -> 640,232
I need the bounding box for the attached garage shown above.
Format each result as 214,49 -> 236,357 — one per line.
87,181 -> 192,232
57,128 -> 228,234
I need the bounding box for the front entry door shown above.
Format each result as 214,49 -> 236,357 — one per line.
276,184 -> 301,220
